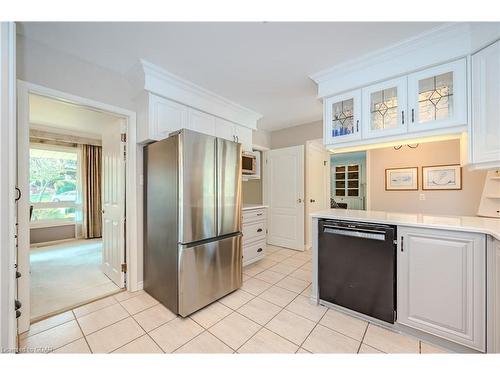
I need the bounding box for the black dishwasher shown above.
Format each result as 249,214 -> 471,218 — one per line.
318,219 -> 397,323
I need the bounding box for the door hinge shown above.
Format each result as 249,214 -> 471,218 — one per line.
121,263 -> 127,273
121,133 -> 127,142
323,160 -> 327,166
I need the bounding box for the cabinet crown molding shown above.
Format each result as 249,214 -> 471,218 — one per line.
310,22 -> 500,98
128,59 -> 262,129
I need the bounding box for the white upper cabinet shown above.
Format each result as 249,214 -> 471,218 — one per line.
362,77 -> 407,139
234,125 -> 253,152
407,59 -> 467,132
187,108 -> 216,136
323,89 -> 361,144
215,118 -> 252,151
215,117 -> 236,141
321,58 -> 470,148
470,41 -> 500,168
137,93 -> 188,143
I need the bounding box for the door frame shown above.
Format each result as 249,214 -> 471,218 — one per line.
305,139 -> 330,249
16,81 -> 138,334
0,21 -> 17,351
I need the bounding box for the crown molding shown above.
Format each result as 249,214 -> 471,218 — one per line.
127,59 -> 262,129
310,22 -> 500,98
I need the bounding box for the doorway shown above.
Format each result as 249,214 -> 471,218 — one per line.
330,151 -> 367,210
17,82 -> 137,333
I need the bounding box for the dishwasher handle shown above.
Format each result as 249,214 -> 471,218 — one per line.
323,225 -> 387,241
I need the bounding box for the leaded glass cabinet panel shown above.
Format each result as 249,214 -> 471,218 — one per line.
362,77 -> 407,139
324,89 -> 362,144
407,58 -> 467,132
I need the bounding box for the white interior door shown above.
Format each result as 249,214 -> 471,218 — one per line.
264,145 -> 304,251
305,140 -> 330,248
101,118 -> 126,287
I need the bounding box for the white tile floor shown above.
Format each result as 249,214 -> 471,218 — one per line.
19,245 -> 449,354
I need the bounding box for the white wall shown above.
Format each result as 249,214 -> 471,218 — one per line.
17,35 -> 134,111
270,120 -> 322,149
252,128 -> 271,149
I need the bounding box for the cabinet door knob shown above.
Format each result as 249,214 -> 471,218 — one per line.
257,228 -> 263,233
257,248 -> 263,253
411,109 -> 415,123
401,110 -> 405,124
310,199 -> 316,203
297,198 -> 302,203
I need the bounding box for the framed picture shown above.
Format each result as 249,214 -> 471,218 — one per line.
422,164 -> 462,190
385,167 -> 418,191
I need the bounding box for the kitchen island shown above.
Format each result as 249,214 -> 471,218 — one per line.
310,209 -> 500,353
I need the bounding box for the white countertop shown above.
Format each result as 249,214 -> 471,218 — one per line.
242,204 -> 268,211
311,209 -> 500,241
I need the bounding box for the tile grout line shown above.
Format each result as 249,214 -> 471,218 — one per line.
356,322 -> 370,353
69,310 -> 92,354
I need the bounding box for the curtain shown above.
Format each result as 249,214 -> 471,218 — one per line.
81,144 -> 102,238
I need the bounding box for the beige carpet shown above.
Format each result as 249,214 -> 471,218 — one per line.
30,239 -> 121,320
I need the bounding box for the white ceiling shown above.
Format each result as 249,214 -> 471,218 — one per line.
19,22 -> 445,131
29,93 -> 122,138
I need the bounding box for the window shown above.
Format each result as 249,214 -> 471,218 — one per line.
29,144 -> 81,226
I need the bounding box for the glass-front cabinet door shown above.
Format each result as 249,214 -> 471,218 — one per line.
407,58 -> 466,132
362,77 -> 407,139
324,89 -> 361,144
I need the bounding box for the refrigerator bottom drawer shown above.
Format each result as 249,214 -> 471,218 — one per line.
178,235 -> 242,316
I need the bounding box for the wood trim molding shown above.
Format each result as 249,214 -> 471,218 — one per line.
311,23 -> 500,98
127,59 -> 262,129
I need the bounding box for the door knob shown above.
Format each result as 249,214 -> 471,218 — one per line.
310,199 -> 316,203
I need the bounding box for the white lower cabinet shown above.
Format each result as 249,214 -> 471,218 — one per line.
242,208 -> 267,266
397,226 -> 486,352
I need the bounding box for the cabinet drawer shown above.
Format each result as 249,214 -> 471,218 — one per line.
243,239 -> 266,262
242,209 -> 266,223
243,221 -> 266,243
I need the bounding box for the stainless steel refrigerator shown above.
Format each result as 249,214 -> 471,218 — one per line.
143,129 -> 242,317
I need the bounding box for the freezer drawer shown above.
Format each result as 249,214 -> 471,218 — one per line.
178,234 -> 242,316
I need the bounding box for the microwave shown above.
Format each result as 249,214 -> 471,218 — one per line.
242,152 -> 257,175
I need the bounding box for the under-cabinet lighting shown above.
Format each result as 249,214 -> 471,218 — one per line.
328,133 -> 465,154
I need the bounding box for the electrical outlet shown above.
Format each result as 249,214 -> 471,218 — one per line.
419,193 -> 426,201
